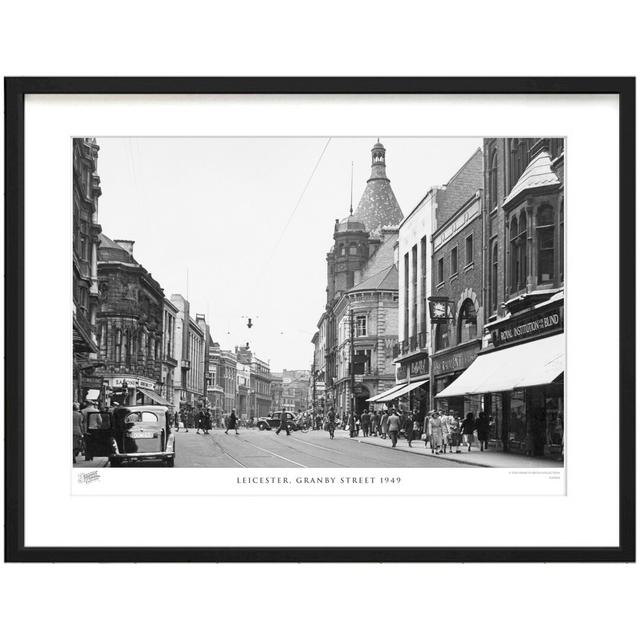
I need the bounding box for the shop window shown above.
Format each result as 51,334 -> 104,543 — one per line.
509,390 -> 527,448
488,148 -> 498,210
435,323 -> 449,351
536,205 -> 555,284
437,257 -> 444,284
458,299 -> 477,343
450,246 -> 458,276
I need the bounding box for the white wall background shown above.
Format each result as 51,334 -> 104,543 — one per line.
1,3 -> 638,640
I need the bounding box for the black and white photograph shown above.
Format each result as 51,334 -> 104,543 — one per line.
73,135 -> 565,471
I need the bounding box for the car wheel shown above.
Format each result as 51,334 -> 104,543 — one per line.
165,457 -> 175,468
258,423 -> 264,431
110,458 -> 122,467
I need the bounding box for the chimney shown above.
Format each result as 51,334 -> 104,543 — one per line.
114,239 -> 135,255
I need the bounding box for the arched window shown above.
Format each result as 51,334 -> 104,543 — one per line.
435,323 -> 449,351
490,240 -> 498,312
488,148 -> 498,210
536,204 -> 555,284
348,242 -> 358,255
458,299 -> 477,343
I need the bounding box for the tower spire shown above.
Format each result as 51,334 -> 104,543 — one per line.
349,161 -> 354,215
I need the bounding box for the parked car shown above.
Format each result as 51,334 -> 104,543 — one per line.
256,410 -> 298,431
84,404 -> 176,467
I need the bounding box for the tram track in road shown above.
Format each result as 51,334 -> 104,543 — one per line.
233,436 -> 308,468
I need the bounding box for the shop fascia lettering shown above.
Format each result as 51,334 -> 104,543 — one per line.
110,377 -> 155,391
492,306 -> 563,347
398,355 -> 428,380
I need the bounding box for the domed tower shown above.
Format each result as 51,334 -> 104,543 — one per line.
352,139 -> 403,232
327,216 -> 369,302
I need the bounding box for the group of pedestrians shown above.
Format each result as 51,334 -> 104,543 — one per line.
426,409 -> 490,454
319,404 -> 491,453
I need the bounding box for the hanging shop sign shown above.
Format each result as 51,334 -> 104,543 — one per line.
428,297 -> 455,325
491,305 -> 563,347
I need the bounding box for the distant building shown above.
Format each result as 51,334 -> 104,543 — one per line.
236,345 -> 271,418
160,298 -> 179,405
270,372 -> 284,413
206,341 -> 225,424
220,350 -> 237,414
171,294 -> 205,409
72,138 -> 102,403
97,235 -> 166,406
274,370 -> 311,414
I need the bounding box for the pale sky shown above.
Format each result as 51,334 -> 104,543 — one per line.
95,136 -> 481,371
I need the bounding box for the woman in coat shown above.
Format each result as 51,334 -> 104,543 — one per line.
475,411 -> 490,451
380,410 -> 389,440
461,412 -> 476,451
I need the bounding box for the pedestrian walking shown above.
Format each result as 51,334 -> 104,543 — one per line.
195,408 -> 206,434
204,409 -> 212,434
326,406 -> 336,439
404,411 -> 414,447
475,412 -> 490,451
447,410 -> 462,453
73,402 -> 84,463
387,410 -> 401,448
225,409 -> 239,435
371,410 -> 380,437
275,408 -> 290,436
428,410 -> 444,453
462,412 -> 476,451
360,408 -> 371,437
380,409 -> 389,439
348,412 -> 357,438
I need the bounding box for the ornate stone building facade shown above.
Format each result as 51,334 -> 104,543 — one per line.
72,138 -> 102,403
318,140 -> 402,415
97,235 -> 166,405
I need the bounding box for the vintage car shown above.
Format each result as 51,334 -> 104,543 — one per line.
256,410 -> 300,431
84,404 -> 175,467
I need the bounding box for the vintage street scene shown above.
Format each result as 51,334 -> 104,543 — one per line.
73,136 -> 565,469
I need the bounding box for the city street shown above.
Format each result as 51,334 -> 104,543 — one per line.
75,428 -> 482,468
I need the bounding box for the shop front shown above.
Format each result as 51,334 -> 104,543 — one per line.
431,341 -> 482,417
436,294 -> 564,459
395,353 -> 430,415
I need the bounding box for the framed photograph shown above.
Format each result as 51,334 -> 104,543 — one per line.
4,77 -> 635,562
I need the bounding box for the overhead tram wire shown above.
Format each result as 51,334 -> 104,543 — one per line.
250,137 -> 332,312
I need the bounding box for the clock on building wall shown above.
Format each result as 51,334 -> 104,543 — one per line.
428,297 -> 454,324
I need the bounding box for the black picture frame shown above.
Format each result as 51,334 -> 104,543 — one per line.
4,77 -> 635,563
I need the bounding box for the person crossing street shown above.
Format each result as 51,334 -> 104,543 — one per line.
225,409 -> 239,435
275,408 -> 291,436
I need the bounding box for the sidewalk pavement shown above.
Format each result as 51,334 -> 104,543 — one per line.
334,430 -> 563,468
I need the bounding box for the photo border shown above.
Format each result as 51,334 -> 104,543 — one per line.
4,76 -> 635,562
